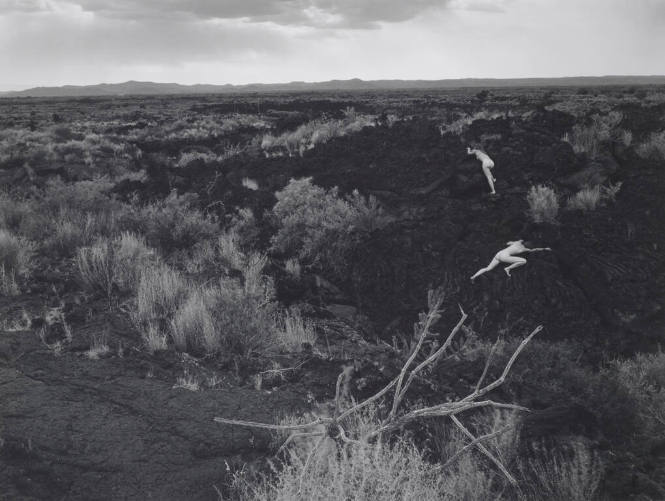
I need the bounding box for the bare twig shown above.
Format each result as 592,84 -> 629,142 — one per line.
276,431 -> 324,456
393,307 -> 468,412
298,434 -> 326,493
334,370 -> 346,418
475,337 -> 499,394
451,415 -> 517,485
462,325 -> 543,403
442,424 -> 515,469
390,297 -> 443,417
259,359 -> 309,376
213,416 -> 327,431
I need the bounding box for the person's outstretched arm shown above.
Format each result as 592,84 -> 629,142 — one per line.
524,247 -> 552,253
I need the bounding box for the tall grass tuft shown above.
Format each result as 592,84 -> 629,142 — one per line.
518,439 -> 605,501
130,264 -> 189,350
277,307 -> 317,351
76,232 -> 156,303
567,185 -> 602,211
0,229 -> 35,296
527,185 -> 559,223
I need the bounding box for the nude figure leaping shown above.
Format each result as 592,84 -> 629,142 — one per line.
470,240 -> 552,281
467,146 -> 496,195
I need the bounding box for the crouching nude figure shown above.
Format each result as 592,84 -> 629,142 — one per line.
467,146 -> 496,194
470,240 -> 551,281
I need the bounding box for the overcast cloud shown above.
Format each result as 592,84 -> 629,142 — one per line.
1,0 -> 664,89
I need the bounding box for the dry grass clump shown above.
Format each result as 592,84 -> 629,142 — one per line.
45,210 -> 97,256
237,439 -> 470,501
76,232 -> 156,303
276,308 -> 317,351
173,369 -> 201,391
131,264 -> 190,352
517,439 -> 605,501
241,177 -> 259,191
86,332 -> 110,360
566,182 -> 623,211
566,185 -> 602,211
0,229 -> 35,295
636,130 -> 665,160
527,185 -> 559,223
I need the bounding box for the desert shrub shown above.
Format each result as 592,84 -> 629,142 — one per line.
125,191 -> 219,252
0,192 -> 35,232
141,231 -> 277,355
613,352 -> 665,436
271,178 -> 390,275
527,185 -> 559,223
492,338 -> 641,451
185,227 -> 264,278
39,177 -> 117,214
43,209 -> 98,256
229,207 -> 261,252
0,229 -> 35,295
276,307 -> 317,351
517,439 -> 605,501
171,277 -> 277,355
636,130 -> 665,160
566,182 -> 623,211
76,232 -> 156,301
562,112 -> 623,158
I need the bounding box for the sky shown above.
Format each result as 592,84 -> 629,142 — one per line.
1,0 -> 664,90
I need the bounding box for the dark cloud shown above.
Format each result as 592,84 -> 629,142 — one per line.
1,13 -> 293,66
0,0 -> 52,13
69,0 -> 450,28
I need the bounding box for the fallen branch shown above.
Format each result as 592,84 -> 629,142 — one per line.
213,290 -> 542,487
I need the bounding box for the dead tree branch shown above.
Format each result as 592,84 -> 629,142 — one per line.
213,291 -> 543,487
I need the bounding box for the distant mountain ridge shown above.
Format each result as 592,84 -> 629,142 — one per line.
2,76 -> 665,97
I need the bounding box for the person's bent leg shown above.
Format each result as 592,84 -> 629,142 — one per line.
502,256 -> 526,277
471,258 -> 500,281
